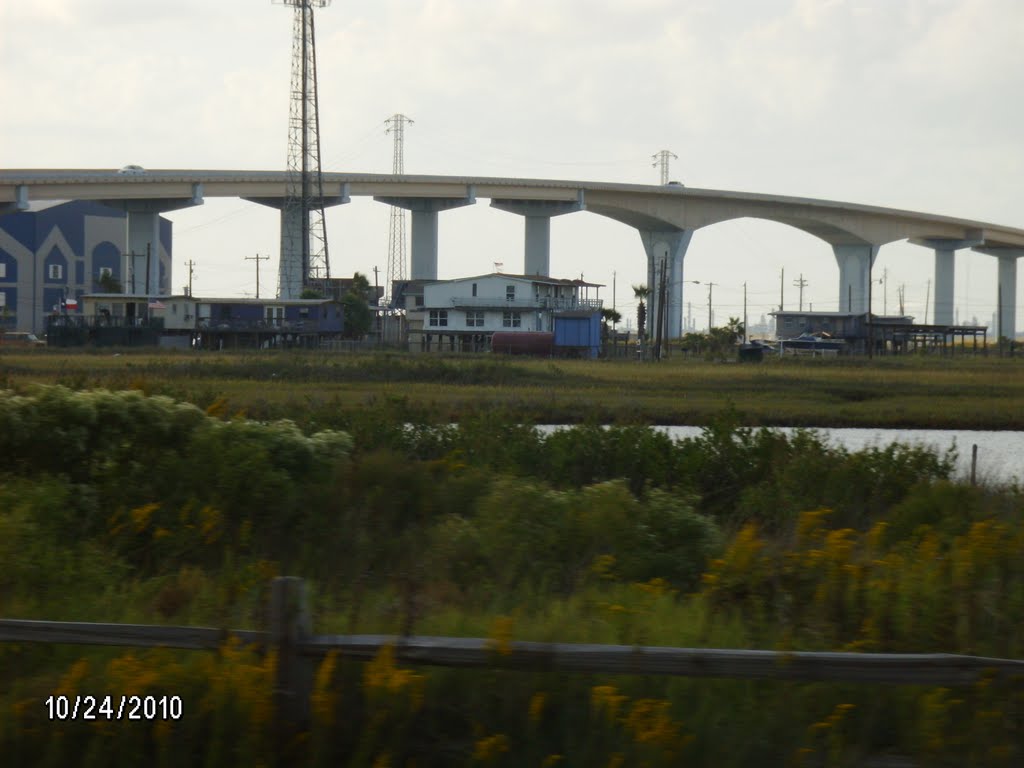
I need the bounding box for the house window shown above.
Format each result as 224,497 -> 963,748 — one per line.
0,263 -> 6,279
99,267 -> 112,279
472,283 -> 477,297
429,310 -> 448,327
502,311 -> 521,328
0,292 -> 5,308
415,296 -> 424,307
506,285 -> 516,301
48,264 -> 63,280
466,310 -> 484,327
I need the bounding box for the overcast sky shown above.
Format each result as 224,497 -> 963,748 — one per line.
3,0 -> 1022,331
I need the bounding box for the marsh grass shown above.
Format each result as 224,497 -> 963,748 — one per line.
4,348 -> 1024,427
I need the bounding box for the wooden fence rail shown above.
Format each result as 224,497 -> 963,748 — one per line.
3,577 -> 1023,725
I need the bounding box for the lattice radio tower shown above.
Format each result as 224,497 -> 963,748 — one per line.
275,0 -> 331,298
651,149 -> 678,185
384,113 -> 413,306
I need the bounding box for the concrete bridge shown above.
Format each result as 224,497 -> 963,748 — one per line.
3,169 -> 1023,337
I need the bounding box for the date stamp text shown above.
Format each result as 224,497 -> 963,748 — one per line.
45,695 -> 183,721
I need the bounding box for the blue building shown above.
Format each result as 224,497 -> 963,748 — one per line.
0,200 -> 172,333
65,293 -> 345,349
553,311 -> 602,358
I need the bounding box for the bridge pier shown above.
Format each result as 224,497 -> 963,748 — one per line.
833,244 -> 878,314
639,229 -> 692,338
375,193 -> 476,280
973,247 -> 1022,340
491,194 -> 585,276
909,235 -> 983,324
104,187 -> 204,295
246,184 -> 349,299
998,255 -> 1018,340
0,184 -> 29,215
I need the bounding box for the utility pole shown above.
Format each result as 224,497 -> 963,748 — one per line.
882,267 -> 888,315
779,267 -> 784,312
997,281 -> 1003,351
867,261 -> 874,359
185,260 -> 195,297
793,273 -> 807,312
743,281 -> 748,343
706,282 -> 717,331
651,150 -> 678,185
925,279 -> 931,325
612,270 -> 617,332
144,244 -> 152,300
244,253 -> 270,299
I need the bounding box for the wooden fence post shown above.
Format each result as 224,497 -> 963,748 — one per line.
270,576 -> 313,729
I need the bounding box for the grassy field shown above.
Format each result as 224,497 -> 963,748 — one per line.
3,346 -> 1024,428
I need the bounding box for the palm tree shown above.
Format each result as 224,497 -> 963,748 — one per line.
600,307 -> 622,345
632,284 -> 650,340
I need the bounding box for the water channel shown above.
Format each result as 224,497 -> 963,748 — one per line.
540,426 -> 1024,486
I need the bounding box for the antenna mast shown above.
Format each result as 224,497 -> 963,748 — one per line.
275,0 -> 331,298
651,149 -> 678,185
384,113 -> 413,306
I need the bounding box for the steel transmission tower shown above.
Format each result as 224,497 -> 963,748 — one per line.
384,113 -> 413,306
276,0 -> 331,298
651,150 -> 678,185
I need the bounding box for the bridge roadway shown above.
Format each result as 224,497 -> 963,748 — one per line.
3,169 -> 1023,337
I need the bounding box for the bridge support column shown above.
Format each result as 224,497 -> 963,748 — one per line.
104,187 -> 204,295
909,235 -> 982,324
126,211 -> 164,295
375,191 -> 476,280
0,184 -> 29,216
278,206 -> 307,299
491,193 -> 585,277
933,248 -> 955,324
973,246 -> 1023,341
998,255 -> 1018,340
246,183 -> 349,299
833,244 -> 879,314
639,229 -> 692,338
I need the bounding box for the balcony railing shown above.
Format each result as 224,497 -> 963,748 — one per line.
47,314 -> 165,330
197,318 -> 322,332
448,296 -> 603,311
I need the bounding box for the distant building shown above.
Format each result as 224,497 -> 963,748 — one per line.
408,273 -> 603,352
49,293 -> 343,349
0,200 -> 172,333
773,310 -> 884,342
772,310 -> 987,355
